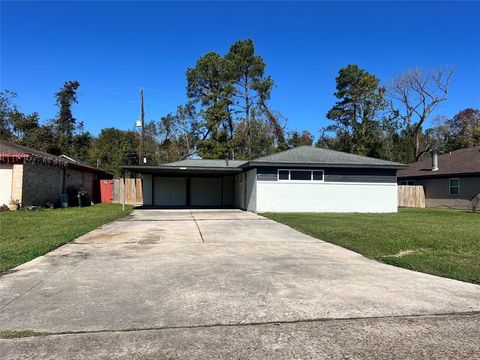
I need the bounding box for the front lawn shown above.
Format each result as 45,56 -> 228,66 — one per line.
262,208 -> 480,284
0,204 -> 132,272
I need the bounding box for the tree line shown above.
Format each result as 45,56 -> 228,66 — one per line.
1,39 -> 479,177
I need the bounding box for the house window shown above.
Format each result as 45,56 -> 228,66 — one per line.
278,170 -> 289,180
449,178 -> 460,195
277,169 -> 324,182
312,171 -> 324,181
400,180 -> 415,185
290,170 -> 311,181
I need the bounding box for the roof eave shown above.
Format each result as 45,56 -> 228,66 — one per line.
121,165 -> 243,173
398,171 -> 480,179
243,161 -> 407,170
68,162 -> 111,175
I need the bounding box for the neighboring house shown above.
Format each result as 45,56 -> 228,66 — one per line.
397,147 -> 480,209
0,140 -> 110,207
122,146 -> 406,213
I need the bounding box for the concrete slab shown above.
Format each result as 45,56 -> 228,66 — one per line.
1,209 -> 479,341
2,314 -> 480,360
191,209 -> 267,220
197,218 -> 321,243
75,219 -> 202,244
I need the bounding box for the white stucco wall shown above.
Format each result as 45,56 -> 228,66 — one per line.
256,181 -> 398,213
142,174 -> 152,205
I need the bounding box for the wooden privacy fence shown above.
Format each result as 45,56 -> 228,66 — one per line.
398,185 -> 425,208
112,178 -> 143,205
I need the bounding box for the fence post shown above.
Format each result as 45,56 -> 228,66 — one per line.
122,171 -> 126,211
133,175 -> 137,208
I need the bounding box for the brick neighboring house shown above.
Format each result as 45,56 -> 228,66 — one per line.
0,140 -> 111,207
397,147 -> 480,209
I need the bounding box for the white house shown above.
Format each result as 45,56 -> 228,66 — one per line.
122,146 -> 406,213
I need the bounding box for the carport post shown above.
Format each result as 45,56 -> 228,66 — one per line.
122,170 -> 126,211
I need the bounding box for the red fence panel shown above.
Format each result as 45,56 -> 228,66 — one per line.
100,179 -> 114,203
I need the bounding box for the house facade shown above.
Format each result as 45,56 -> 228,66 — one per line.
122,146 -> 406,213
397,147 -> 480,209
0,141 -> 110,207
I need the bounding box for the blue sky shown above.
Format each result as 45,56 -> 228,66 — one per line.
1,1 -> 479,139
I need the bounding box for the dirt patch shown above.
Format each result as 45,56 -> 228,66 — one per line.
383,250 -> 416,258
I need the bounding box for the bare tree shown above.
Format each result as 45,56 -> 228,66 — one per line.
388,67 -> 454,161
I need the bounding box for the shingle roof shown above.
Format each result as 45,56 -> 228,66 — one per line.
162,159 -> 248,168
0,140 -> 67,166
123,146 -> 406,171
397,147 -> 480,178
0,140 -> 110,174
248,146 -> 406,168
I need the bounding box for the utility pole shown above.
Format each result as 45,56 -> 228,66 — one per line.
139,89 -> 145,164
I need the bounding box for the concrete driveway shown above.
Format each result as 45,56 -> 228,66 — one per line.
1,209 -> 479,359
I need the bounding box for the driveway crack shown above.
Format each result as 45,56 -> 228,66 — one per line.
190,210 -> 205,243
0,269 -> 62,312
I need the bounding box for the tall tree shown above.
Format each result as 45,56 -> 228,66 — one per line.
447,108 -> 480,149
87,128 -> 139,177
226,39 -> 275,158
49,80 -> 93,160
52,80 -> 81,154
388,67 -> 454,162
0,90 -> 17,140
428,109 -> 480,152
287,130 -> 314,147
0,90 -> 57,152
186,52 -> 235,158
322,64 -> 387,157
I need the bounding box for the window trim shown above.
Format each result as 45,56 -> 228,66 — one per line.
449,178 -> 460,196
277,169 -> 324,182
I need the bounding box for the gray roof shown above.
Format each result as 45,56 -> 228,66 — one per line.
248,146 -> 406,168
122,146 -> 406,172
162,159 -> 248,168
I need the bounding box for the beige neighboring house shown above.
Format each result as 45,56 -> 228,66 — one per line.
397,147 -> 480,209
0,140 -> 110,207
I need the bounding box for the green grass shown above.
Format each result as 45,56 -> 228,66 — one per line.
262,208 -> 480,284
0,204 -> 132,272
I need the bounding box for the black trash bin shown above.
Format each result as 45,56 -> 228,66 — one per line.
77,191 -> 91,207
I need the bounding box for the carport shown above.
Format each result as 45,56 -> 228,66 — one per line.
122,161 -> 246,209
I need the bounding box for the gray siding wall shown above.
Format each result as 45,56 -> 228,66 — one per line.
245,168 -> 257,212
403,176 -> 480,209
234,173 -> 245,209
256,166 -> 396,183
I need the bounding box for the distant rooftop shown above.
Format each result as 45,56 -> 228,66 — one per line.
398,147 -> 480,178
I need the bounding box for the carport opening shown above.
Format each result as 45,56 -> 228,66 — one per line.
122,167 -> 246,210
